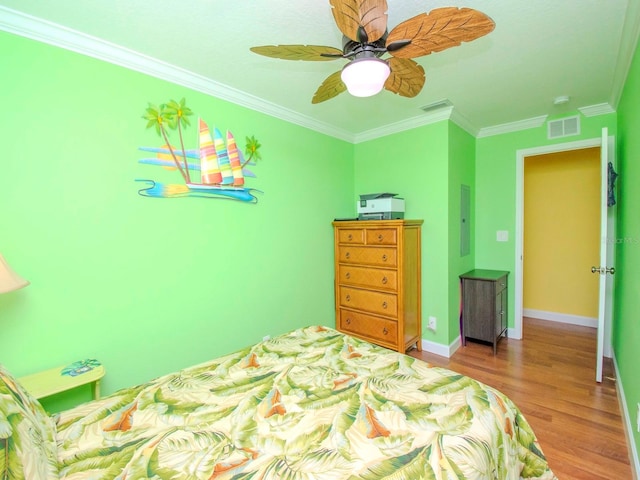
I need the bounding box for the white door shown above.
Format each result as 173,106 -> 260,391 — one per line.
594,128 -> 616,383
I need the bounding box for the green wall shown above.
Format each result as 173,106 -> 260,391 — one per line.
0,31 -> 354,411
353,121 -> 475,348
615,32 -> 640,467
447,122 -> 476,345
475,113 -> 617,330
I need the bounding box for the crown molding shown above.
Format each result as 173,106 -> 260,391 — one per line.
578,103 -> 616,117
477,101 -> 616,138
476,103 -> 615,138
0,6 -> 356,143
477,115 -> 548,138
610,0 -> 640,109
450,109 -> 479,137
353,106 -> 455,143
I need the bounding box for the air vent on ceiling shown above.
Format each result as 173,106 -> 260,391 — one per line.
547,115 -> 580,139
420,99 -> 453,113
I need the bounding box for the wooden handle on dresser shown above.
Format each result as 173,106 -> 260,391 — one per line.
377,234 -> 383,241
382,301 -> 387,309
345,272 -> 351,279
381,276 -> 387,284
345,252 -> 350,259
346,294 -> 351,302
382,327 -> 388,335
348,234 -> 353,241
381,254 -> 387,262
346,317 -> 352,325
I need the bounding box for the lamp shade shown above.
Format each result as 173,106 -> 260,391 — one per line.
341,57 -> 390,98
0,254 -> 29,294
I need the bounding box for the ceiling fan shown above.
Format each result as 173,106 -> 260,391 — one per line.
250,0 -> 495,104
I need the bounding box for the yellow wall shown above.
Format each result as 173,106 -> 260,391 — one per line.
524,147 -> 600,317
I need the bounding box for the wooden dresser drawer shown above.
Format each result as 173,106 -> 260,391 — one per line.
339,286 -> 397,317
339,309 -> 398,346
338,228 -> 364,244
365,228 -> 397,245
338,264 -> 397,291
337,246 -> 397,267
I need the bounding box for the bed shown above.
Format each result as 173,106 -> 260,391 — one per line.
1,326 -> 556,479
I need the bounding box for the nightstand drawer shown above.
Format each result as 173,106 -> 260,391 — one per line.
495,275 -> 508,294
339,286 -> 397,317
338,264 -> 397,291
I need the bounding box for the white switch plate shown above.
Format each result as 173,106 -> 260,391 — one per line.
497,230 -> 509,242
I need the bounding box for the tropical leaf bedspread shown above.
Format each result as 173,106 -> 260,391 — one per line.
54,326 -> 557,479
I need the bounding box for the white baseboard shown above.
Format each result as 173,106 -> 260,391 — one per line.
507,327 -> 521,340
613,352 -> 640,480
421,335 -> 461,358
523,308 -> 597,328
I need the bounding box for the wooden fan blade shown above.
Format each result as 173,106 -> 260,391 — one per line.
312,71 -> 347,104
330,0 -> 388,43
386,7 -> 495,59
384,58 -> 425,98
250,45 -> 344,61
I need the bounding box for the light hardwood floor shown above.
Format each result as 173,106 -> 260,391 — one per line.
408,317 -> 634,480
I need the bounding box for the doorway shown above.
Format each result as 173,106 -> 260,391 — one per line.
523,147 -> 600,329
513,137 -> 602,341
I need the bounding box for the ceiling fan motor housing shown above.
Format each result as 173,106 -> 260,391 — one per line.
342,34 -> 388,59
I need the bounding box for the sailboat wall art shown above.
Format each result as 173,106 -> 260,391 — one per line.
136,99 -> 263,203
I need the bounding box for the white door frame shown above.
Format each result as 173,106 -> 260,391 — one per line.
513,137 -> 603,341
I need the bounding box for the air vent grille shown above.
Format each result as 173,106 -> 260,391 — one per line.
420,99 -> 452,113
547,115 -> 580,139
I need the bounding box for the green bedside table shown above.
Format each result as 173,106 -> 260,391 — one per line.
19,359 -> 105,400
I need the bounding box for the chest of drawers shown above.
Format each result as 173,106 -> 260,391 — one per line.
333,220 -> 423,353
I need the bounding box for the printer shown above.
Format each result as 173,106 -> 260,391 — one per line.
357,193 -> 405,220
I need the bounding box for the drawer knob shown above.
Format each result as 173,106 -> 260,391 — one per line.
345,252 -> 350,259
345,272 -> 351,279
346,294 -> 351,302
378,234 -> 383,241
381,276 -> 387,284
346,318 -> 352,325
348,234 -> 353,240
383,327 -> 388,335
382,301 -> 387,309
381,254 -> 387,262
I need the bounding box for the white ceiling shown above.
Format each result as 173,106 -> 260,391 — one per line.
1,0 -> 638,141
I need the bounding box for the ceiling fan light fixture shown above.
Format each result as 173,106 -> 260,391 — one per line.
341,57 -> 390,98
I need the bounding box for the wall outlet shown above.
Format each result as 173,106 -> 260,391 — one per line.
427,316 -> 437,332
